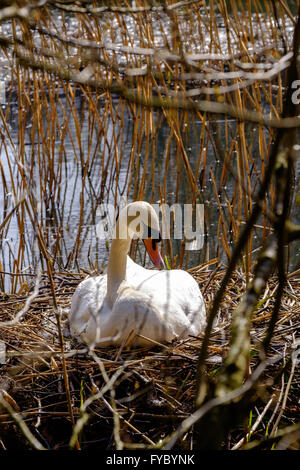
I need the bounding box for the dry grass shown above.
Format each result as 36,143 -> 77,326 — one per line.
0,0 -> 299,294
0,265 -> 299,450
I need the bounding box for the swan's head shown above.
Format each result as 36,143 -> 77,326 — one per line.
116,201 -> 165,269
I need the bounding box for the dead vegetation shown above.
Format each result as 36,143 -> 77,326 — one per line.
0,0 -> 299,451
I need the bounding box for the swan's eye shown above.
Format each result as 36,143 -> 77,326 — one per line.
145,225 -> 161,244
151,233 -> 162,250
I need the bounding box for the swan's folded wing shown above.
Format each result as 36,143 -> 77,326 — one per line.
69,275 -> 107,337
104,285 -> 176,346
129,268 -> 206,337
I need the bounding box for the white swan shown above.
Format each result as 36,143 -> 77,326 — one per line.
69,201 -> 206,347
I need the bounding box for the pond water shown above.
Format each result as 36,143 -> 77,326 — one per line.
0,5 -> 299,292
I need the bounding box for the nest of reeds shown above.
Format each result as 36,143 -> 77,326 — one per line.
0,266 -> 299,450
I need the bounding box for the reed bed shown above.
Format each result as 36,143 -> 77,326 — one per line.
0,0 -> 299,450
0,266 -> 299,450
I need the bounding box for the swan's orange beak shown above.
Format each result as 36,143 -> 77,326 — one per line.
143,238 -> 165,270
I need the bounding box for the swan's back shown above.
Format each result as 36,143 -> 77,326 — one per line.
69,256 -> 206,346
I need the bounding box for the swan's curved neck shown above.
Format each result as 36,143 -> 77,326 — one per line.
107,237 -> 131,308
